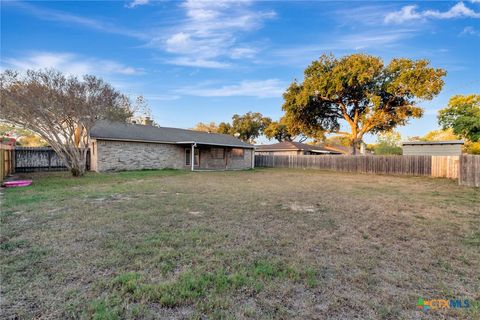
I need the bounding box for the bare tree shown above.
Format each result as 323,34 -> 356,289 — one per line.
0,69 -> 133,176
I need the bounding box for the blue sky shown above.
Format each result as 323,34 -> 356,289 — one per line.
1,0 -> 479,143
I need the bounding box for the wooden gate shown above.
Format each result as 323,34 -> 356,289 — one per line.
15,147 -> 67,172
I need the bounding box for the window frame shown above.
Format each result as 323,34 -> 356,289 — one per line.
211,147 -> 225,159
185,148 -> 199,166
231,148 -> 245,159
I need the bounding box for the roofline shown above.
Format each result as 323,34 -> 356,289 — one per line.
402,140 -> 464,145
255,148 -> 341,153
91,137 -> 254,148
310,150 -> 342,154
255,148 -> 302,151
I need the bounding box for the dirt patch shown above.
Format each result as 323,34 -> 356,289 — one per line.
283,202 -> 316,213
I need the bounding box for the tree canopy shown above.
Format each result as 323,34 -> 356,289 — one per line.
282,53 -> 446,154
438,94 -> 480,142
263,117 -> 298,142
373,131 -> 402,155
193,112 -> 271,143
0,69 -> 133,176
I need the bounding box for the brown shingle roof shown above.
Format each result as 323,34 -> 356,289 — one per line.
91,121 -> 254,148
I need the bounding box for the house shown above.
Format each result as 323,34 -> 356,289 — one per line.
89,121 -> 254,172
402,140 -> 464,156
255,141 -> 344,155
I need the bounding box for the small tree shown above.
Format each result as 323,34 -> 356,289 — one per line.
282,54 -> 446,154
192,122 -> 219,133
438,94 -> 480,142
0,69 -> 133,176
374,131 -> 402,155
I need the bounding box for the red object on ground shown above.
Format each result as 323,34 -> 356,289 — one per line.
2,180 -> 32,187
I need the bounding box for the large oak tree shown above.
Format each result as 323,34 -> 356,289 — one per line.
282,54 -> 446,154
0,69 -> 133,176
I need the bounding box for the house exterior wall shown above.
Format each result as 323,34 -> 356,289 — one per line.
90,139 -> 98,172
185,146 -> 253,170
226,148 -> 254,170
402,144 -> 463,156
94,139 -> 184,172
91,139 -> 253,172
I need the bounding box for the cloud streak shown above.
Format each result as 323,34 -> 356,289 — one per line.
7,1 -> 148,40
2,52 -> 143,76
176,79 -> 285,98
385,2 -> 480,24
126,0 -> 149,9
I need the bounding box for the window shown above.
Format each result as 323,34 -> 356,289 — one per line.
231,148 -> 244,159
185,148 -> 199,166
211,147 -> 225,159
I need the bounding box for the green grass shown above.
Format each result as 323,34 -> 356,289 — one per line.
1,168 -> 479,319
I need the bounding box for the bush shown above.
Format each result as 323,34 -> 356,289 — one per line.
374,143 -> 403,155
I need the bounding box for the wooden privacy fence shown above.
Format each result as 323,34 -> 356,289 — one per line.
255,154 -> 433,176
14,147 -> 68,172
1,143 -> 15,182
431,156 -> 459,179
459,155 -> 480,187
255,154 -> 480,187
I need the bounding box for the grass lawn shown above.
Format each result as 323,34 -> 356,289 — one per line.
1,168 -> 479,319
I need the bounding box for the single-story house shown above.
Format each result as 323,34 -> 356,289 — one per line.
89,121 -> 254,172
255,141 -> 344,155
402,140 -> 464,156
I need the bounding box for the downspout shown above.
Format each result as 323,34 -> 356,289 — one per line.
191,143 -> 196,171
251,148 -> 255,169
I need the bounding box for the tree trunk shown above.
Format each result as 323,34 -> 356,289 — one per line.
65,149 -> 87,177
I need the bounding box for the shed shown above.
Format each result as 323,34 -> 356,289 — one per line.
402,140 -> 464,156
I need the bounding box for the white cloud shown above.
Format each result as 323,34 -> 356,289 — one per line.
144,94 -> 180,101
7,1 -> 148,40
273,29 -> 415,62
385,2 -> 480,24
230,47 -> 258,59
461,26 -> 480,35
385,5 -> 423,24
126,0 -> 149,9
3,52 -> 143,76
156,0 -> 275,68
176,79 -> 285,98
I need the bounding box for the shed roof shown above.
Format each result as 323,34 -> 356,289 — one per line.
255,141 -> 343,154
90,121 -> 254,148
402,140 -> 464,146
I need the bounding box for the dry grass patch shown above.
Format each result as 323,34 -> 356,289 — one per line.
1,168 -> 479,319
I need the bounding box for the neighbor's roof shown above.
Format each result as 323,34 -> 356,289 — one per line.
402,140 -> 464,146
90,121 -> 254,148
255,141 -> 343,154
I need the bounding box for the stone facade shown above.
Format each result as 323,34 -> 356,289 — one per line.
90,139 -> 253,172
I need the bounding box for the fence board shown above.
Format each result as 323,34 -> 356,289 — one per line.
431,156 -> 459,179
0,143 -> 14,182
459,155 -> 480,187
255,154 -> 436,177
